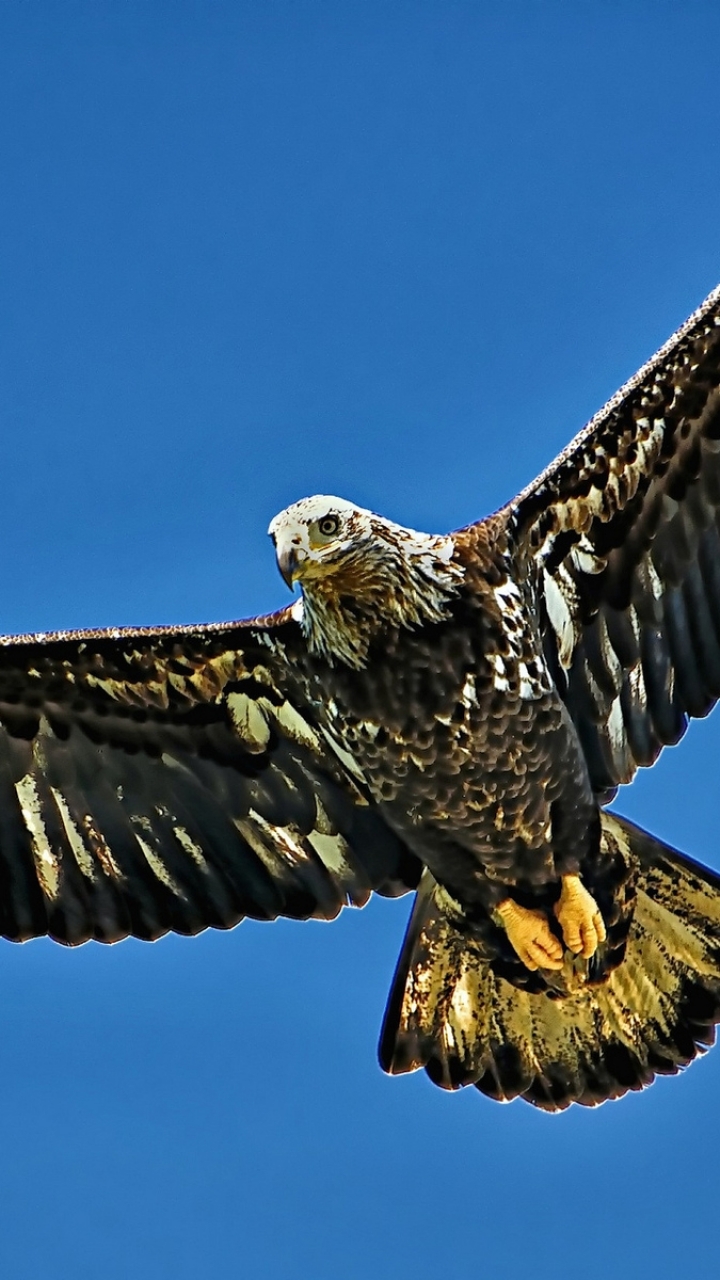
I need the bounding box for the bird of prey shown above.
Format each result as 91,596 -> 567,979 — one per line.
3,285 -> 720,1112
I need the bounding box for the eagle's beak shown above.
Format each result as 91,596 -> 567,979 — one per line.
276,543 -> 301,589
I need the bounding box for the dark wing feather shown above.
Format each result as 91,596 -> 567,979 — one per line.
506,283 -> 720,793
0,611 -> 420,945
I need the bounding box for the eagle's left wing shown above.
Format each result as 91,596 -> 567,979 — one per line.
505,282 -> 720,796
0,612 -> 420,946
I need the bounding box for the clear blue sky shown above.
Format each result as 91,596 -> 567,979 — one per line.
1,3 -> 720,1277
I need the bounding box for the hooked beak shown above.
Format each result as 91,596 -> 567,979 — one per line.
276,543 -> 302,589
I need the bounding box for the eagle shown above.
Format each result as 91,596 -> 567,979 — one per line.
3,285 -> 720,1112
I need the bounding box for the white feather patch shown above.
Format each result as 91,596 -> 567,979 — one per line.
226,692 -> 271,752
51,787 -> 97,881
607,693 -> 626,760
461,674 -> 477,706
16,773 -> 60,900
543,569 -> 576,668
627,663 -> 648,711
306,829 -> 353,878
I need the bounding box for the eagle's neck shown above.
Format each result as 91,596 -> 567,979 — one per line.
299,527 -> 463,669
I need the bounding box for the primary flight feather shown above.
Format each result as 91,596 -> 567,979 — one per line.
4,284 -> 720,1110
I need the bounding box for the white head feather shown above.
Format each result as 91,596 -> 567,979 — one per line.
268,495 -> 461,668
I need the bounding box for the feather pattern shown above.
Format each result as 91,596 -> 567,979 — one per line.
0,615 -> 420,944
381,814 -> 720,1110
508,284 -> 720,791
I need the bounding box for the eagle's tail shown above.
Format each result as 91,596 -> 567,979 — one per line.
379,812 -> 720,1110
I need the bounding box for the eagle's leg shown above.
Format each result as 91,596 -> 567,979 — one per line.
554,874 -> 607,959
495,898 -> 564,971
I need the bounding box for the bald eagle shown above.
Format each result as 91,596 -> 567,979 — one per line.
4,284 -> 720,1111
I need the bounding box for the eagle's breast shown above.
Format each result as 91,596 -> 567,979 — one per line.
294,541 -> 596,903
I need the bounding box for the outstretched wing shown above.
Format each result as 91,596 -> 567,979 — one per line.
0,611 -> 420,945
506,283 -> 720,794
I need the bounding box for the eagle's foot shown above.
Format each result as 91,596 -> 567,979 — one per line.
554,874 -> 607,959
495,898 -> 564,972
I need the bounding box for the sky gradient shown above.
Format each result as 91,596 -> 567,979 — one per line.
2,4 -> 720,1277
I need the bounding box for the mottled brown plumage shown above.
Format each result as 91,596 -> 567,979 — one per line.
2,284 -> 720,1109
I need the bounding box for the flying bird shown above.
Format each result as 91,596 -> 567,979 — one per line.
4,285 -> 720,1111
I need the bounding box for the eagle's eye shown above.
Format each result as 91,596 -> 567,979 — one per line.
318,515 -> 340,537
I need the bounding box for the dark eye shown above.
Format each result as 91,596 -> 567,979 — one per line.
318,515 -> 340,537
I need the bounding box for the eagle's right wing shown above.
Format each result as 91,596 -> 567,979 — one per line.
505,282 -> 720,795
0,611 -> 420,945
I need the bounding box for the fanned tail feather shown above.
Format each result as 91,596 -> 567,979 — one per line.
379,812 -> 720,1110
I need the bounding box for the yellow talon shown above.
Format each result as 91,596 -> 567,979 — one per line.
496,897 -> 564,972
554,874 -> 607,959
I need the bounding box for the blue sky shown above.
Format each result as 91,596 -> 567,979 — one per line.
2,3 -> 720,1277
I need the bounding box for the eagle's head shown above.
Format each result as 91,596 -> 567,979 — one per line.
268,495 -> 462,668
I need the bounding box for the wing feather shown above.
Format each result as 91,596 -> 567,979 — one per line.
0,612 -> 420,944
507,283 -> 720,792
